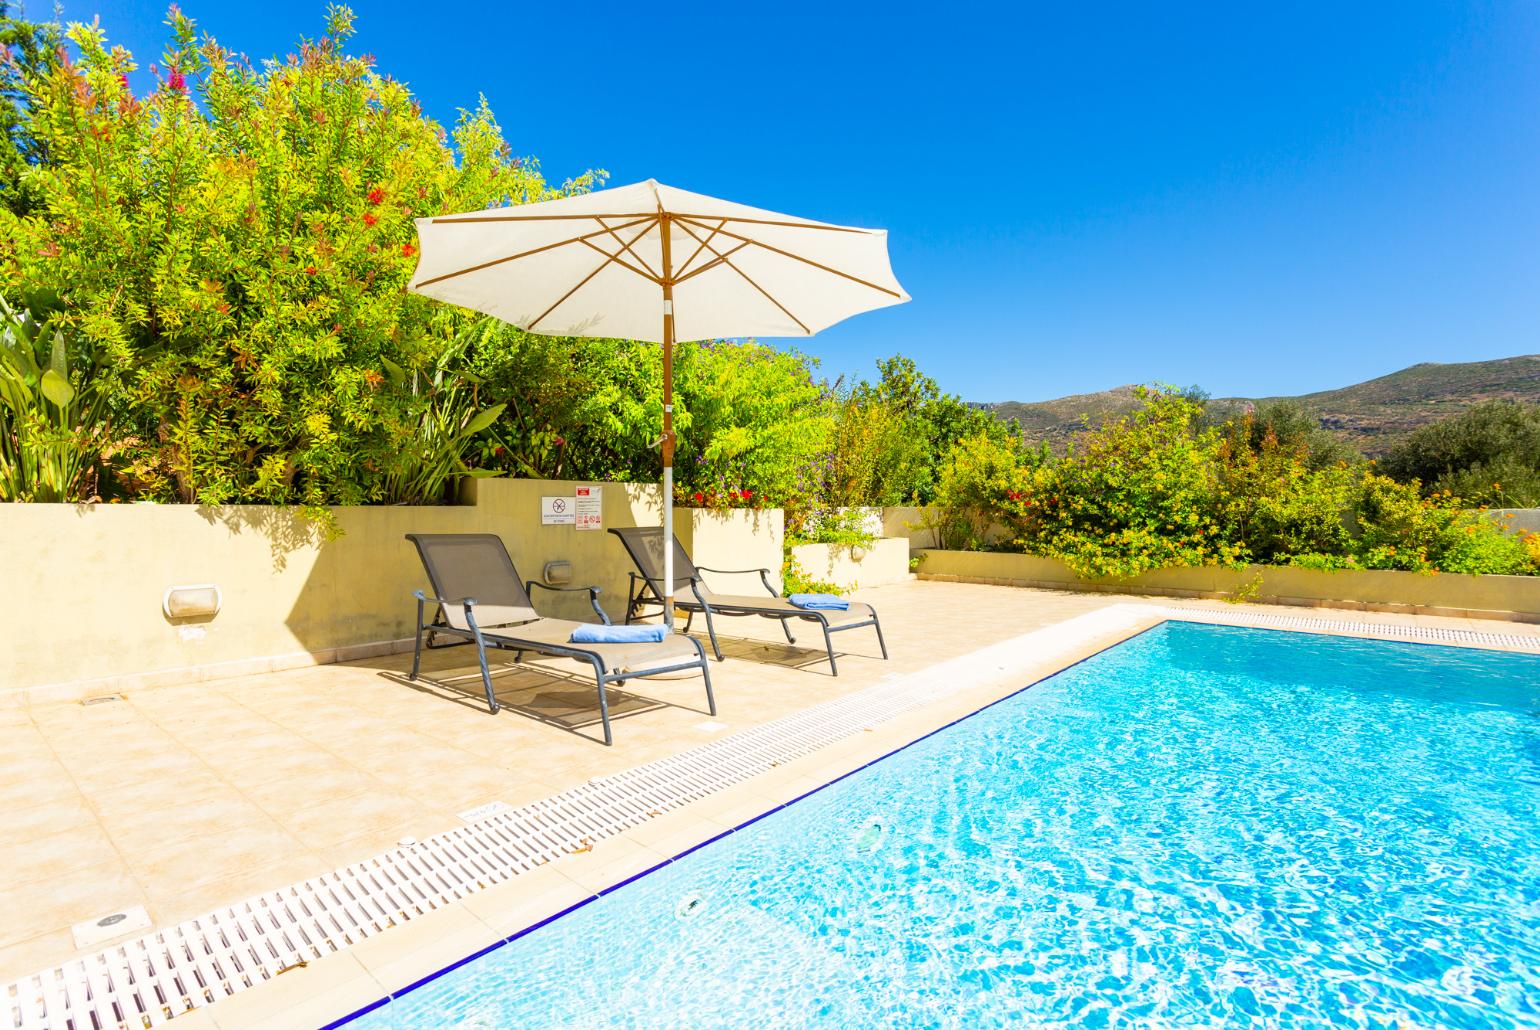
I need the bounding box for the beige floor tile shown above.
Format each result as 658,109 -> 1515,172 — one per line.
53,745 -> 216,792
87,772 -> 235,819
98,795 -> 282,858
279,790 -> 444,851
239,766 -> 386,820
126,822 -> 311,898
0,927 -> 78,985
0,769 -> 85,812
0,825 -> 125,892
6,794 -> 99,845
549,833 -> 668,895
0,865 -> 148,949
148,852 -> 336,926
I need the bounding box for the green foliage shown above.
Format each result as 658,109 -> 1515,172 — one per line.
1225,399 -> 1362,471
847,355 -> 1006,505
930,387 -> 1538,578
1,6 -> 594,505
1350,472 -> 1532,575
1382,400 -> 1540,508
824,392 -> 927,507
376,321 -> 505,505
1026,388 -> 1244,579
1215,411 -> 1356,564
927,430 -> 1036,552
0,295 -> 111,500
466,331 -> 830,508
791,507 -> 878,550
0,3 -> 60,215
780,553 -> 842,597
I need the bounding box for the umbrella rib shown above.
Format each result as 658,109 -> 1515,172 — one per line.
528,217 -> 662,332
430,211 -> 656,224
672,219 -> 810,334
576,236 -> 661,285
595,216 -> 661,280
669,213 -> 871,234
673,239 -> 751,285
672,218 -> 727,281
413,215 -> 656,289
674,215 -> 903,298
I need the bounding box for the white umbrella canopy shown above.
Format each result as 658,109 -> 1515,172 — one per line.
408,179 -> 909,625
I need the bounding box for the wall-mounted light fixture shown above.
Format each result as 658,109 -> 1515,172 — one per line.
162,584 -> 222,620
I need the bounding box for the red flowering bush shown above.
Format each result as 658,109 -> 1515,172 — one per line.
674,484 -> 760,511
0,6 -> 592,504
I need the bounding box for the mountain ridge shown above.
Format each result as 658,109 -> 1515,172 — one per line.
978,354 -> 1540,454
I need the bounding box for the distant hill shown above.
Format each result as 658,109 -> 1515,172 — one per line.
980,354 -> 1540,455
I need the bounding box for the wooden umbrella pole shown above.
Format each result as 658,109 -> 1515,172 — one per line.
660,213 -> 676,628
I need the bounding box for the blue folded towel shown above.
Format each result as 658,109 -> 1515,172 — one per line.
788,593 -> 850,611
569,623 -> 667,644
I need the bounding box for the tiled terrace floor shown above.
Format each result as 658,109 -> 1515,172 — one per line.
1,579 -> 1134,985
7,578 -> 1540,1004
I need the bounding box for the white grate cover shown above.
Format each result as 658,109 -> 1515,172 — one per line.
5,604 -> 1537,1029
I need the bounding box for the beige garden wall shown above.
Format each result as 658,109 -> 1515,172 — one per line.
0,480 -> 783,701
791,538 -> 911,592
915,549 -> 1540,622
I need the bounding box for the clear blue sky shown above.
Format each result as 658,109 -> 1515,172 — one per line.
50,0 -> 1540,401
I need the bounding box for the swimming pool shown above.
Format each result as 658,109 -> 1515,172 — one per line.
336,622 -> 1540,1028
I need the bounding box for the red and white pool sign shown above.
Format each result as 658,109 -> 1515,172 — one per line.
575,485 -> 603,531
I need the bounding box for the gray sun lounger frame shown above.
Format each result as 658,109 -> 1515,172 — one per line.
405,533 -> 715,745
607,526 -> 888,676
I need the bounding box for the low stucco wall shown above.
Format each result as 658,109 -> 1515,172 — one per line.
916,549 -> 1540,622
1487,508 -> 1540,536
0,481 -> 783,700
882,505 -> 1012,550
791,538 -> 910,592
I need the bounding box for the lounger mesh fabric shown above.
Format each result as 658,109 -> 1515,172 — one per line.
412,534 -> 538,629
612,526 -> 700,594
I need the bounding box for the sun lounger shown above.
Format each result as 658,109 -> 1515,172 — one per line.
607,526 -> 888,676
405,533 -> 714,745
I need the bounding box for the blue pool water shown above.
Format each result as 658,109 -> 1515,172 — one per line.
342,623 -> 1540,1028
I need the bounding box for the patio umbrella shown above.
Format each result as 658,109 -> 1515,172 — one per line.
408,179 -> 908,625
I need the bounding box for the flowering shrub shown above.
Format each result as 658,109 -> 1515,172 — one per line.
1027,389 -> 1245,579
1,6 -> 592,504
930,387 -> 1539,578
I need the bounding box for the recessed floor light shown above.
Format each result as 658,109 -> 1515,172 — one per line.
70,906 -> 150,949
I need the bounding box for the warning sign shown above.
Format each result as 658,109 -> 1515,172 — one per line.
575,485 -> 602,531
541,496 -> 575,525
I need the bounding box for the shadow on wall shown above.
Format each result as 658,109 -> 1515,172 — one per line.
0,482 -> 787,695
195,504 -> 329,571
278,479 -> 778,661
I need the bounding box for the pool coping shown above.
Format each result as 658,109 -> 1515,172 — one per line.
10,603 -> 1539,1029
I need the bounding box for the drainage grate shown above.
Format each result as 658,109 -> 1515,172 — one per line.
6,604 -> 1535,1029
1158,605 -> 1540,652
